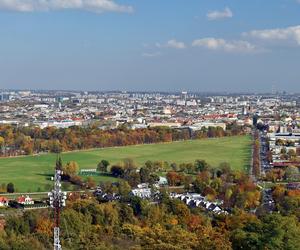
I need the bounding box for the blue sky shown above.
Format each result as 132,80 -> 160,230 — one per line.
0,0 -> 300,92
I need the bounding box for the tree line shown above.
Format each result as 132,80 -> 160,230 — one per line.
0,123 -> 247,156
252,130 -> 261,178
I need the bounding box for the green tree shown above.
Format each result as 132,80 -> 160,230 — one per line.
261,214 -> 300,249
140,167 -> 151,183
194,159 -> 210,172
97,160 -> 110,172
118,180 -> 131,197
118,203 -> 136,224
170,162 -> 179,172
7,182 -> 15,193
130,196 -> 147,216
110,165 -> 124,177
285,166 -> 299,181
144,160 -> 154,172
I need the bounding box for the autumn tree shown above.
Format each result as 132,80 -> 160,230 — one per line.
167,172 -> 183,186
86,177 -> 96,189
48,139 -> 62,153
0,136 -> 4,148
69,175 -> 83,187
288,149 -> 297,160
35,218 -> 53,236
297,147 -> 300,156
63,161 -> 79,178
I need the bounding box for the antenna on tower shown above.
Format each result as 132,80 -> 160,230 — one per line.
49,156 -> 67,250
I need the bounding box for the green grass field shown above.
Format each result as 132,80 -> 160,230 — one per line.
0,136 -> 251,192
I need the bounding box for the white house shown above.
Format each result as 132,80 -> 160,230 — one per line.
17,195 -> 34,205
131,188 -> 152,199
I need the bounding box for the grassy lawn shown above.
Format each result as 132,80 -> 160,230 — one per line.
0,136 -> 251,192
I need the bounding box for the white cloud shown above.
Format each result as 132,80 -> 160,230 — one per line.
166,39 -> 186,49
244,25 -> 300,45
156,39 -> 186,49
207,7 -> 233,21
192,38 -> 257,53
0,0 -> 133,13
142,52 -> 161,58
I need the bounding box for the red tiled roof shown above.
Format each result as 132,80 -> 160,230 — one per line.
0,197 -> 8,202
17,196 -> 26,203
202,114 -> 237,120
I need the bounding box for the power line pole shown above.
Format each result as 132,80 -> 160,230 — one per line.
49,157 -> 67,250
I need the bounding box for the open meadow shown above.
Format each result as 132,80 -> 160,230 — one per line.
0,136 -> 251,192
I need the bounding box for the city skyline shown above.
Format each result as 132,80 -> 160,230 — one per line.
1,0 -> 300,92
0,89 -> 298,95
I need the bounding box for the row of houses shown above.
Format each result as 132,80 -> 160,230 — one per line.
94,181 -> 228,216
131,188 -> 153,199
170,193 -> 228,215
94,186 -> 158,201
0,195 -> 34,208
130,179 -> 168,199
268,131 -> 300,167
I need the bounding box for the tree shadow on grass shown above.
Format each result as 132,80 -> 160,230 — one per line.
35,173 -> 53,180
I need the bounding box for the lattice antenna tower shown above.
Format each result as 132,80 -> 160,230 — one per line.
48,156 -> 67,250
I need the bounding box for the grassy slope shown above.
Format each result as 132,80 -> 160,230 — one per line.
0,136 -> 251,192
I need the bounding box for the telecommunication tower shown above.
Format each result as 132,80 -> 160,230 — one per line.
48,158 -> 67,250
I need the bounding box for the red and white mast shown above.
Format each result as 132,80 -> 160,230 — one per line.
49,158 -> 67,250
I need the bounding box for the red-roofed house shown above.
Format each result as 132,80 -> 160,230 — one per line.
17,195 -> 34,205
0,197 -> 9,207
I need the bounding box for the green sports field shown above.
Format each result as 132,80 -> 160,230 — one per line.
0,136 -> 251,192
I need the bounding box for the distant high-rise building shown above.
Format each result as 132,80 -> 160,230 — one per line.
181,91 -> 187,101
0,93 -> 11,101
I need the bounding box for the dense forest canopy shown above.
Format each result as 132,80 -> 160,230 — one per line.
1,191 -> 300,250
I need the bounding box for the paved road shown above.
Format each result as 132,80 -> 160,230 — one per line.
1,192 -> 49,196
259,130 -> 272,174
1,190 -> 93,198
257,130 -> 275,211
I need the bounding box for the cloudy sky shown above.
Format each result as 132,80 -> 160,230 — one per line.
0,0 -> 300,92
